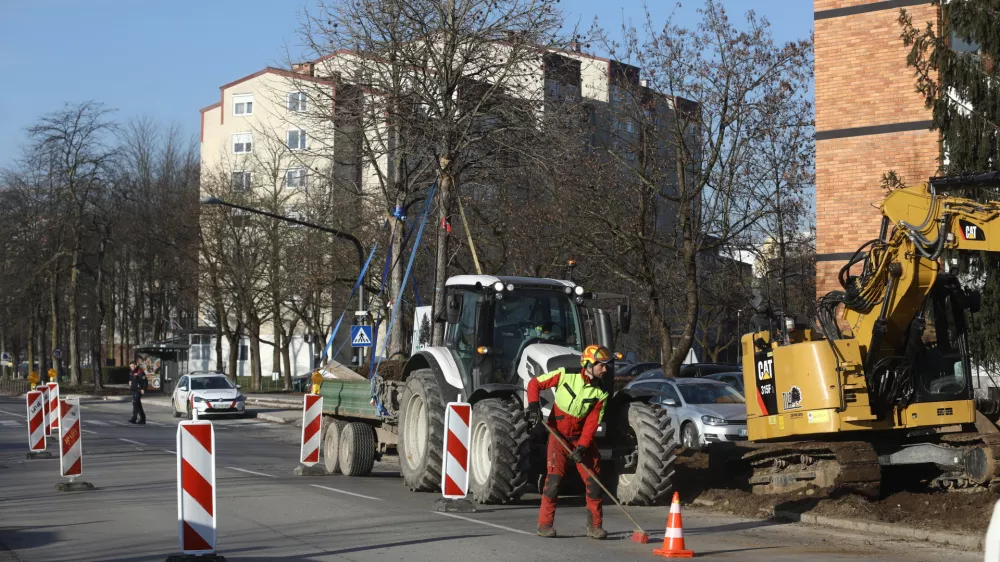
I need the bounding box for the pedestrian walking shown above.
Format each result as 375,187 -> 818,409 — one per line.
526,344 -> 612,540
128,361 -> 147,425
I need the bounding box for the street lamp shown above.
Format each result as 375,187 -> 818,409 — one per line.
199,196 -> 368,364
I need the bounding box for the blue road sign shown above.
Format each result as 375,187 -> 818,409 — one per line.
350,325 -> 373,348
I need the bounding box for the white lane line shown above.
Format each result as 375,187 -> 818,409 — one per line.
227,467 -> 276,478
0,420 -> 23,427
145,421 -> 165,426
310,484 -> 383,501
84,420 -> 110,426
0,409 -> 19,416
82,429 -> 98,435
430,512 -> 534,536
162,449 -> 176,454
108,421 -> 129,426
118,438 -> 147,447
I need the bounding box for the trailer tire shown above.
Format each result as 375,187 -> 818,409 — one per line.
339,422 -> 376,477
398,369 -> 446,491
612,401 -> 677,506
323,418 -> 348,474
469,398 -> 531,504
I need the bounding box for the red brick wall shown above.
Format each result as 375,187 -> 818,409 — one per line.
813,0 -> 940,297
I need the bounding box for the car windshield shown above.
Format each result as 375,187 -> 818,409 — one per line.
678,383 -> 745,404
191,376 -> 235,390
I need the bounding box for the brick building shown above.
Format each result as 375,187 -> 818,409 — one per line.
814,0 -> 941,296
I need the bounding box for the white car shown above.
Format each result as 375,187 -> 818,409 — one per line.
171,373 -> 247,419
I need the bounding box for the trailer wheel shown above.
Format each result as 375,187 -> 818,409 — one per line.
398,369 -> 446,491
611,401 -> 677,505
469,398 -> 530,504
323,419 -> 348,474
339,422 -> 376,477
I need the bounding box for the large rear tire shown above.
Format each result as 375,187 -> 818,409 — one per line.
469,398 -> 530,504
613,401 -> 677,505
323,419 -> 348,474
398,369 -> 446,491
339,422 -> 377,477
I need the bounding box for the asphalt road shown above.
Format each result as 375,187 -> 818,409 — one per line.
0,395 -> 982,562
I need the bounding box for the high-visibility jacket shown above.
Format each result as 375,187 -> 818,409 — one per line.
527,367 -> 607,448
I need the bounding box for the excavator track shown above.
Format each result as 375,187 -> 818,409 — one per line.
937,432 -> 1000,492
742,441 -> 881,498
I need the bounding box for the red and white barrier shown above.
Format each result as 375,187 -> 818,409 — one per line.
59,398 -> 83,478
441,401 -> 471,499
35,385 -> 51,437
177,421 -> 217,555
46,382 -> 60,432
26,390 -> 46,452
300,394 -> 323,466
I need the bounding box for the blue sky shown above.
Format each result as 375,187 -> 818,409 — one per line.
0,1 -> 813,169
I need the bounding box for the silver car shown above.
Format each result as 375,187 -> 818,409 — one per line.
625,374 -> 748,451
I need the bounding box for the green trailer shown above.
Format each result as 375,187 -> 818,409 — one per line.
317,378 -> 401,477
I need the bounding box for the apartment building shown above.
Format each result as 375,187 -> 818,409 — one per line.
814,0 -> 941,296
197,45 -> 690,377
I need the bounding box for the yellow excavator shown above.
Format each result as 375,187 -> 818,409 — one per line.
740,172 -> 1000,496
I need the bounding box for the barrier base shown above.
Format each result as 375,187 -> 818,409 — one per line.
56,480 -> 95,492
26,451 -> 53,460
165,555 -> 227,562
434,498 -> 477,513
294,464 -> 329,476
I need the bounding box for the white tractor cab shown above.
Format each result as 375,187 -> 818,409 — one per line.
393,275 -> 677,505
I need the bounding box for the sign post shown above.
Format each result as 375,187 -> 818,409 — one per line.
434,398 -> 475,513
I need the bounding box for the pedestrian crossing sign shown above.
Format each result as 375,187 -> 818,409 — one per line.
350,325 -> 373,348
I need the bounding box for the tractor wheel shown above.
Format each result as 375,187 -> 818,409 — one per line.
398,369 -> 446,491
469,398 -> 531,504
612,401 -> 677,505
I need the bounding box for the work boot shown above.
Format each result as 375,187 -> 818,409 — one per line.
536,525 -> 557,538
586,526 -> 607,540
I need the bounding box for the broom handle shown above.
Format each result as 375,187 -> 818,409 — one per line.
540,421 -> 646,532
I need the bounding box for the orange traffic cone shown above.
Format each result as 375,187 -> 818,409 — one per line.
653,492 -> 694,558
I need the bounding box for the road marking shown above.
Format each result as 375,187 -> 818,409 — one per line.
227,467 -> 276,478
310,484 -> 383,501
0,420 -> 22,427
108,421 -> 128,426
0,409 -> 19,416
162,449 -> 176,454
431,512 -> 534,536
118,438 -> 147,447
85,420 -> 110,426
145,421 -> 165,426
82,429 -> 98,435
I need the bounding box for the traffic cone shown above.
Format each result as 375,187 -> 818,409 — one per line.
653,492 -> 694,558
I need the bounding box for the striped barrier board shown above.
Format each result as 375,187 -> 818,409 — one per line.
26,391 -> 46,452
59,398 -> 83,477
441,401 -> 471,499
300,395 -> 323,466
46,382 -> 60,432
177,420 -> 217,555
35,385 -> 51,437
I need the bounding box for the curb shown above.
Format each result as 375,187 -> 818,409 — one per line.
774,510 -> 982,551
256,412 -> 297,425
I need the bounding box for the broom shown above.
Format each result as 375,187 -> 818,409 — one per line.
540,422 -> 650,543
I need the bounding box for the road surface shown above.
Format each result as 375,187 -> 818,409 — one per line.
0,396 -> 981,561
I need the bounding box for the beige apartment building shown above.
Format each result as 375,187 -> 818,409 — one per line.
197,46 -> 686,377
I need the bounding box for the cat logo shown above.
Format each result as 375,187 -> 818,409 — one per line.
756,358 -> 774,381
960,219 -> 986,241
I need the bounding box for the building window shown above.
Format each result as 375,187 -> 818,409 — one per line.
285,168 -> 307,188
232,132 -> 252,154
287,129 -> 307,151
287,92 -> 307,112
231,171 -> 252,191
233,94 -> 253,116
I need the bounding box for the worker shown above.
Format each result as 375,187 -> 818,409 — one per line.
526,344 -> 611,540
128,361 -> 148,425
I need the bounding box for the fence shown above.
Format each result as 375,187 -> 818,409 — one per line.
0,378 -> 31,395
234,376 -> 301,393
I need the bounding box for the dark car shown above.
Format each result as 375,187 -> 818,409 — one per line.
678,363 -> 742,378
704,372 -> 745,396
615,361 -> 662,379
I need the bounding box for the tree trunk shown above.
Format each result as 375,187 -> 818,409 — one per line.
27,312 -> 34,380
281,330 -> 293,389
431,169 -> 454,346
50,276 -> 60,381
272,321 -> 283,390
249,319 -> 262,391
68,249 -> 82,385
664,243 -> 700,379
226,325 -> 241,381
37,306 -> 47,380
389,207 -> 406,357
215,317 -> 224,373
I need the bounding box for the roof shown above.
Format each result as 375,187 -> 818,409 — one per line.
188,371 -> 227,378
218,66 -> 334,92
445,275 -> 576,289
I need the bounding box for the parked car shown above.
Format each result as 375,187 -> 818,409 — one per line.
615,361 -> 662,379
678,363 -> 741,378
625,372 -> 747,451
704,372 -> 745,396
171,372 -> 247,419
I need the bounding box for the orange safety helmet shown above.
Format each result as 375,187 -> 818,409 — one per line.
580,344 -> 613,368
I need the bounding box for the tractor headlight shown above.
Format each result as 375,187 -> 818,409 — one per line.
701,415 -> 727,426
574,285 -> 585,296
493,281 -> 505,292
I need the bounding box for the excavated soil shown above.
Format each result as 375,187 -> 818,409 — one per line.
675,450 -> 998,535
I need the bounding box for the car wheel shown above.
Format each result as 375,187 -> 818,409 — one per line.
681,422 -> 701,452
172,399 -> 182,418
